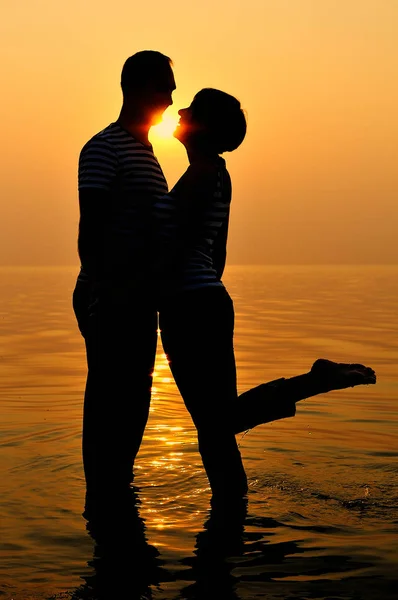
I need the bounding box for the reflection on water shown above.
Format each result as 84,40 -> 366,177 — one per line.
72,487 -> 168,600
0,265 -> 397,599
72,487 -> 248,600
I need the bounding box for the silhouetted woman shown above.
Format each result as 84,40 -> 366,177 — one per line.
153,89 -> 251,504
153,88 -> 377,506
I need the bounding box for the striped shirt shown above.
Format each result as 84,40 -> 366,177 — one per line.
153,157 -> 231,297
77,122 -> 168,287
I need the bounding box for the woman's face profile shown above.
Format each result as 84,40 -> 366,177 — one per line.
173,103 -> 194,145
174,96 -> 210,148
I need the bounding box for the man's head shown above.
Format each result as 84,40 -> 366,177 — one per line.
121,51 -> 176,126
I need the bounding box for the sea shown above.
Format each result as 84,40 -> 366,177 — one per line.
0,265 -> 397,600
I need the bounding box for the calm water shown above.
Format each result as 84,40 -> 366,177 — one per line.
0,265 -> 397,600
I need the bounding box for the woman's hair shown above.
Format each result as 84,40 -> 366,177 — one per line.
191,88 -> 247,153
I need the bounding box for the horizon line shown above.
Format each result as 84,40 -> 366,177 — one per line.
0,263 -> 397,269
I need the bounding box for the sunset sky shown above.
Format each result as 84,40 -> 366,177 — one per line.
2,0 -> 397,265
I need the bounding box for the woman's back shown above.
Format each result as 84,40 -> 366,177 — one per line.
153,157 -> 232,297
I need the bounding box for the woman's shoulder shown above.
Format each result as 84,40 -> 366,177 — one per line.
187,161 -> 216,178
186,159 -> 226,186
171,158 -> 228,199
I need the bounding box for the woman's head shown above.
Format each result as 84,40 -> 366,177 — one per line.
175,88 -> 247,154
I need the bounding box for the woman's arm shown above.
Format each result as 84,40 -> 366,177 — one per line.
211,210 -> 229,280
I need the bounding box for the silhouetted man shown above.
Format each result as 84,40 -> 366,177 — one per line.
73,51 -> 176,512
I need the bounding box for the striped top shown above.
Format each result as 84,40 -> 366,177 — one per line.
77,122 -> 168,287
153,157 -> 231,297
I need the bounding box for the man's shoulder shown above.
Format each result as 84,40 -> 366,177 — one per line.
80,123 -> 156,158
81,123 -> 120,152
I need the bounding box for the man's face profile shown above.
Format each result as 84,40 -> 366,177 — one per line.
144,67 -> 176,126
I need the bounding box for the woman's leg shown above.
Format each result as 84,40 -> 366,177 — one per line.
160,287 -> 248,502
233,359 -> 377,434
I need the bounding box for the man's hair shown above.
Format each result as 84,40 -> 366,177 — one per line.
121,50 -> 173,95
192,88 -> 247,154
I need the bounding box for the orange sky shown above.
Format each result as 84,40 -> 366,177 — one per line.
2,0 -> 397,265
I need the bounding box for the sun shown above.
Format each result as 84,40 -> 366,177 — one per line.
151,114 -> 179,139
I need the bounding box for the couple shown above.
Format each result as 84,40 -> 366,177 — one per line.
73,50 -> 375,514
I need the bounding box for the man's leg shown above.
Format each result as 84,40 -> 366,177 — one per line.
82,291 -> 158,502
160,288 -> 248,503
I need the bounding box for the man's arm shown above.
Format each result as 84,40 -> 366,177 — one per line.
77,136 -> 117,282
78,188 -> 109,281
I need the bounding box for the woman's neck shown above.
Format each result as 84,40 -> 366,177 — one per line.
186,146 -> 219,165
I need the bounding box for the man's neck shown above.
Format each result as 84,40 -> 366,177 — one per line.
117,109 -> 151,146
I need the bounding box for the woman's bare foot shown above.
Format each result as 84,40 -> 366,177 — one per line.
310,358 -> 376,390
